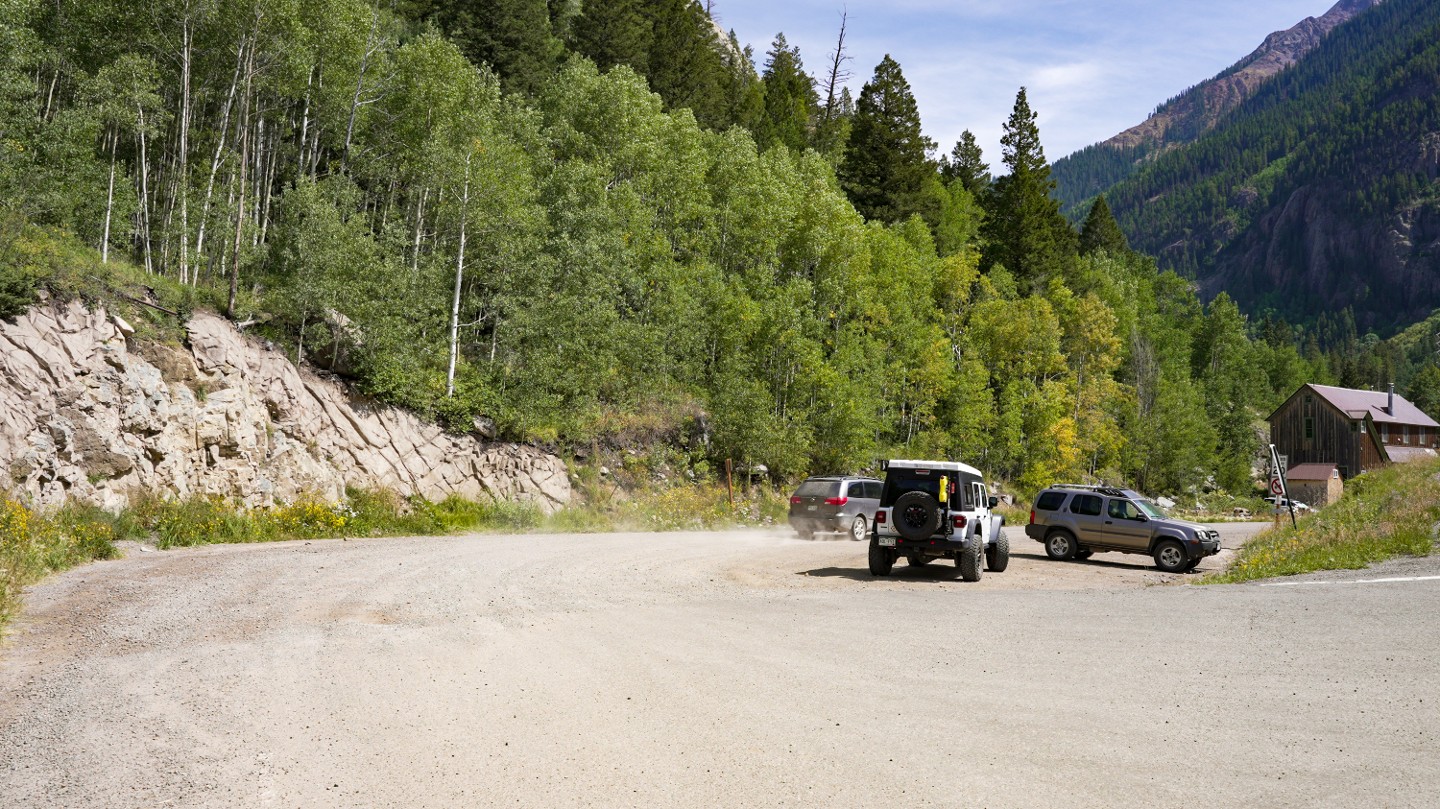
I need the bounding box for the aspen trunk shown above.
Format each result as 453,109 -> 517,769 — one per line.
447,154 -> 473,399
196,40 -> 244,285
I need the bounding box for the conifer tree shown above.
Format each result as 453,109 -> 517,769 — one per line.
981,87 -> 1076,286
940,130 -> 989,196
420,0 -> 560,96
571,0 -> 652,75
1078,195 -> 1130,256
643,0 -> 732,129
839,55 -> 935,224
754,33 -> 815,153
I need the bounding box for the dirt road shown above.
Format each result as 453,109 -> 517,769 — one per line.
3,523 -> 1438,808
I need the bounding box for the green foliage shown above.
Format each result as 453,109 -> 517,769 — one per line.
2,495 -> 120,630
939,130 -> 989,196
1078,195 -> 1129,257
1208,457 -> 1439,583
981,87 -> 1077,288
754,33 -> 815,154
839,55 -> 936,225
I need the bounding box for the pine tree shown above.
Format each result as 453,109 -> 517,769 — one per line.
1078,195 -> 1130,256
1407,364 -> 1440,421
940,130 -> 989,196
571,0 -> 652,75
754,33 -> 815,153
425,0 -> 560,96
981,87 -> 1076,286
838,55 -> 935,224
643,0 -> 733,129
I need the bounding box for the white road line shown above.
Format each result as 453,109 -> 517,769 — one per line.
1260,575 -> 1440,587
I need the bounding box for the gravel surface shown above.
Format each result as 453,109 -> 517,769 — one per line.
3,522 -> 1437,808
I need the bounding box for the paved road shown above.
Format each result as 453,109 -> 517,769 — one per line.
2,524 -> 1437,808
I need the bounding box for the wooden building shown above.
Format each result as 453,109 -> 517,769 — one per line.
1269,383 -> 1440,479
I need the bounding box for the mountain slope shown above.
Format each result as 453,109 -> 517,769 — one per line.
1069,0 -> 1440,332
1052,0 -> 1382,214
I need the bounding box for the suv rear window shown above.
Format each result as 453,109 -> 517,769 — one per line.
795,479 -> 840,497
1035,491 -> 1067,511
1070,494 -> 1103,516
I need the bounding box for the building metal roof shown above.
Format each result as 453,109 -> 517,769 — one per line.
1296,384 -> 1439,428
1386,446 -> 1439,464
1287,463 -> 1338,481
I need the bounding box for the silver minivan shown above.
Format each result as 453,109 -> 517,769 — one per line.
787,476 -> 882,540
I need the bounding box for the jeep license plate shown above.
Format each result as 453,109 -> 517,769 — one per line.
879,536 -> 895,547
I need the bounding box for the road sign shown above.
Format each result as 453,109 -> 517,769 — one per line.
1270,477 -> 1285,496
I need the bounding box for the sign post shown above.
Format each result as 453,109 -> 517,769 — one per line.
1268,443 -> 1297,529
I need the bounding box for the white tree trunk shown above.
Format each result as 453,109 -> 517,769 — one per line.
446,155 -> 473,399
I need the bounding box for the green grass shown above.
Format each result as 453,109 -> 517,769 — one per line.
1205,458 -> 1440,584
1,497 -> 123,627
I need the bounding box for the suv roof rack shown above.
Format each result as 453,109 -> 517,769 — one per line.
1048,483 -> 1128,498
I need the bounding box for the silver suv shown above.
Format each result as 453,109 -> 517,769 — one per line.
1025,484 -> 1220,572
788,476 -> 882,540
869,460 -> 1008,581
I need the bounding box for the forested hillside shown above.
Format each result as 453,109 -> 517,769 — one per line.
1056,0 -> 1440,334
0,0 -> 1424,497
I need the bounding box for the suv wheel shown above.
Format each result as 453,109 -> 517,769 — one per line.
957,538 -> 983,582
868,537 -> 895,577
1044,530 -> 1077,561
985,527 -> 1010,572
849,515 -> 867,541
1153,539 -> 1188,573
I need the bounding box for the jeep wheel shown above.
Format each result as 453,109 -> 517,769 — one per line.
1153,540 -> 1188,573
849,515 -> 867,542
1044,530 -> 1077,561
957,538 -> 983,582
892,491 -> 942,541
985,527 -> 1010,572
868,538 -> 894,576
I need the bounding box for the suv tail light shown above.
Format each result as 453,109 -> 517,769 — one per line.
790,496 -> 802,504
875,511 -> 886,524
824,496 -> 848,506
1029,509 -> 1035,524
953,515 -> 967,528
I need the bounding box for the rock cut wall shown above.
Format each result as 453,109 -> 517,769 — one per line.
0,301 -> 569,513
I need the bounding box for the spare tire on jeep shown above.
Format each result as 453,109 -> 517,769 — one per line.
892,491 -> 942,541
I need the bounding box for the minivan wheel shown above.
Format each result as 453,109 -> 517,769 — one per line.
1045,530 -> 1077,561
1153,540 -> 1188,573
849,515 -> 867,541
868,538 -> 895,576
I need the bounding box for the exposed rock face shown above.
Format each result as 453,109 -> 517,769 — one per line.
1105,0 -> 1382,153
0,302 -> 570,513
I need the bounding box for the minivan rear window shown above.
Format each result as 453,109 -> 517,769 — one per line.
1035,491 -> 1067,511
795,480 -> 840,497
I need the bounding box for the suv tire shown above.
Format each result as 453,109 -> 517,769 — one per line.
957,538 -> 983,582
892,490 -> 942,541
849,515 -> 867,541
985,527 -> 1010,572
1045,529 -> 1078,561
1153,539 -> 1188,573
868,537 -> 895,576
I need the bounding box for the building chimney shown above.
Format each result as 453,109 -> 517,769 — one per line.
1388,382 -> 1395,415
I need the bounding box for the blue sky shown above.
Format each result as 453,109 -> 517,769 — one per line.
713,0 -> 1339,165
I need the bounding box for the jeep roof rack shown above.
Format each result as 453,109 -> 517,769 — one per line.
1048,483 -> 1128,498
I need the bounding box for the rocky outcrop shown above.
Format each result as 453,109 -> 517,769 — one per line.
0,301 -> 570,513
1106,0 -> 1382,153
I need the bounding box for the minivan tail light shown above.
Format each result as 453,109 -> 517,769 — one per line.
824,496 -> 848,506
790,496 -> 802,504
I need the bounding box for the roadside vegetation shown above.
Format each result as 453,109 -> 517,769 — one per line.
1205,458 -> 1440,584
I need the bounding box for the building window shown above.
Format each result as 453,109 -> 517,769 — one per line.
1403,424 -> 1410,445
1382,424 -> 1390,443
1305,418 -> 1314,439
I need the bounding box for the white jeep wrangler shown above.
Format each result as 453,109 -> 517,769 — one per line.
869,459 -> 1008,581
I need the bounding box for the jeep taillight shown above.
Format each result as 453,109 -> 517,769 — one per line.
875,511 -> 886,524
824,496 -> 848,506
953,515 -> 967,528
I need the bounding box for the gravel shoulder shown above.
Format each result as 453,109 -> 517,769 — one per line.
3,522 -> 1437,808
